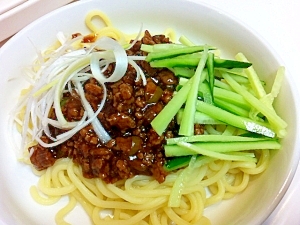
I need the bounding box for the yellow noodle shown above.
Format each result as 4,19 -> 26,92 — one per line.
163,207 -> 190,225
160,213 -> 169,225
164,28 -> 176,42
241,150 -> 270,174
224,172 -> 249,193
31,165 -> 46,176
93,207 -> 155,225
73,167 -> 103,198
208,160 -> 223,171
44,164 -> 53,187
51,163 -> 68,187
85,10 -> 113,33
201,160 -> 231,186
67,160 -> 168,210
95,179 -> 119,199
106,183 -> 163,204
192,192 -> 205,223
223,192 -> 236,200
95,27 -> 127,43
29,186 -> 60,205
85,10 -> 131,44
37,174 -> 76,196
52,161 -> 72,184
124,180 -> 172,198
70,190 -> 94,217
58,171 -> 72,187
230,161 -> 257,170
181,193 -> 201,222
125,175 -> 161,190
206,180 -> 225,206
173,207 -> 188,217
55,195 -> 77,225
149,210 -> 160,225
186,164 -> 209,187
194,216 -> 212,225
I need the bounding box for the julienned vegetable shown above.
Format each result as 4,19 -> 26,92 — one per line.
13,35 -> 148,153
179,46 -> 208,136
146,40 -> 286,168
147,39 -> 286,207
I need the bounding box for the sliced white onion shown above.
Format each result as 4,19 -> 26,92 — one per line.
73,80 -> 111,142
93,37 -> 128,83
124,23 -> 144,50
128,55 -> 146,61
15,33 -> 149,153
128,58 -> 147,85
90,52 -> 109,82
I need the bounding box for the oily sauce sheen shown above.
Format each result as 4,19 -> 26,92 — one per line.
30,31 -> 180,183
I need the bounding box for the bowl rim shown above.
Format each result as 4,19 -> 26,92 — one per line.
0,0 -> 300,224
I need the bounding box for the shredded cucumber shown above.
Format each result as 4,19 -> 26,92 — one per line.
179,46 -> 208,136
165,140 -> 280,156
147,38 -> 286,209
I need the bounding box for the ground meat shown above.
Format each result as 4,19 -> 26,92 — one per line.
194,124 -> 205,135
29,31 -> 179,184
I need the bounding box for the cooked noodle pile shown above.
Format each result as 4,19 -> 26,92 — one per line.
15,10 -> 275,225
29,150 -> 269,225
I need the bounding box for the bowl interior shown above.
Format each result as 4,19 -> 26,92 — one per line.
0,0 -> 299,224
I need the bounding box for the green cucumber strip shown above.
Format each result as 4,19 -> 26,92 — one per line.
269,66 -> 285,102
179,35 -> 196,46
169,142 -> 257,162
199,80 -> 214,104
165,140 -> 280,156
192,80 -> 251,110
168,155 -> 198,207
210,87 -> 251,110
214,79 -> 233,91
141,43 -> 189,53
176,109 -> 223,125
217,68 -> 266,86
151,76 -> 193,136
179,47 -> 208,136
164,155 -> 193,171
164,155 -> 212,172
222,73 -> 287,137
150,57 -> 252,68
215,67 -> 247,77
140,44 -> 154,53
207,52 -> 215,101
166,134 -> 271,145
178,71 -> 209,90
249,67 -> 285,124
196,100 -> 276,138
214,98 -> 250,117
169,67 -> 195,78
214,58 -> 252,68
240,131 -> 277,138
178,77 -> 189,86
221,72 -> 250,84
200,68 -> 208,83
205,125 -> 223,135
145,45 -> 211,62
235,53 -> 266,98
221,125 -> 237,136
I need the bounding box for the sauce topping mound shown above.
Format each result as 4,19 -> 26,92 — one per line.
29,31 -> 179,183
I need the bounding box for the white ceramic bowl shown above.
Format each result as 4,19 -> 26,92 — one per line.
0,0 -> 299,224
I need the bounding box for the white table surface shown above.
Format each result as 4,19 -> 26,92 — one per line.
1,0 -> 299,224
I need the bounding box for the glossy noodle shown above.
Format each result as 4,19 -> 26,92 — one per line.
29,151 -> 269,224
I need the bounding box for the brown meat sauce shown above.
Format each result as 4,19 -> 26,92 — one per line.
29,31 -> 180,183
